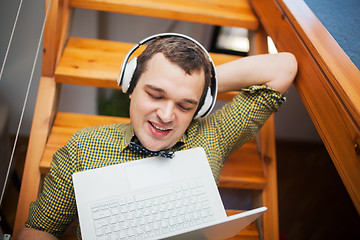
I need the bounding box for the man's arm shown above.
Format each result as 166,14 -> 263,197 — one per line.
216,52 -> 298,94
17,227 -> 58,240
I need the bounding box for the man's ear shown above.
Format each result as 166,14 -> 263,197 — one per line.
129,93 -> 132,99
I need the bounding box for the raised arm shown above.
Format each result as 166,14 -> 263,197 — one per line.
216,52 -> 298,94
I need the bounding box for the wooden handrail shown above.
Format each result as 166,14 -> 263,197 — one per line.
250,0 -> 360,213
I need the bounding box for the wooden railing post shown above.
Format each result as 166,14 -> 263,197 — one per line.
249,24 -> 280,240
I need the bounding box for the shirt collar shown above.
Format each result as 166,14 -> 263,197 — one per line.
120,124 -> 135,151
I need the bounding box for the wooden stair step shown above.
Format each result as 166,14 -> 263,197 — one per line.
55,37 -> 241,90
69,0 -> 258,30
40,112 -> 266,190
218,138 -> 265,190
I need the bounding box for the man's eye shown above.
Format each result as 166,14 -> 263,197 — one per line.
147,92 -> 163,99
178,104 -> 192,111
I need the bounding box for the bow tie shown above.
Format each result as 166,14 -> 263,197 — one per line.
128,138 -> 175,159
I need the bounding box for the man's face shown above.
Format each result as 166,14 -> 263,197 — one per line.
129,53 -> 205,151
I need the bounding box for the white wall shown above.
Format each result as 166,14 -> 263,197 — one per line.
275,85 -> 320,141
0,0 -> 43,136
0,3 -> 321,142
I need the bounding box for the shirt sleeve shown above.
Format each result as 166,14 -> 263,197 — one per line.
25,132 -> 80,238
213,84 -> 286,156
185,84 -> 285,183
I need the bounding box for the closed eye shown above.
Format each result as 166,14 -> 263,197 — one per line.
147,92 -> 163,100
177,104 -> 191,111
145,84 -> 165,100
177,101 -> 197,111
144,84 -> 198,111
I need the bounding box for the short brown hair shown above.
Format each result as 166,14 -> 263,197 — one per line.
128,36 -> 212,112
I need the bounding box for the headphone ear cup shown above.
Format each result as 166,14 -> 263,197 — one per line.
195,88 -> 213,119
121,57 -> 137,93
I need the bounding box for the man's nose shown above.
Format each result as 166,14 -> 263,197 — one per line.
157,101 -> 175,123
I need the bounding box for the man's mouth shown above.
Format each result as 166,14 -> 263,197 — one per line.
149,121 -> 172,132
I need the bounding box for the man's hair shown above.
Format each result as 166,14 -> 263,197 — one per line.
127,36 -> 212,113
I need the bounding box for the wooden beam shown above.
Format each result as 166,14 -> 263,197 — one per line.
259,115 -> 279,240
42,0 -> 71,77
13,77 -> 59,238
249,25 -> 279,240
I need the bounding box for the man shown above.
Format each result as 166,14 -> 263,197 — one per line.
18,35 -> 297,239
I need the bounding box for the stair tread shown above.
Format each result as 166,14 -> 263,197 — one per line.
219,139 -> 265,189
55,37 -> 241,90
40,112 -> 266,190
69,0 -> 258,29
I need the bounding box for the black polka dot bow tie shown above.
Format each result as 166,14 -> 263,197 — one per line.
129,139 -> 175,159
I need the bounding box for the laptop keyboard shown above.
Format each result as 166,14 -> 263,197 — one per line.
90,179 -> 215,240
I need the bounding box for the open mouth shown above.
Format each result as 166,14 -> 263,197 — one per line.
149,121 -> 172,132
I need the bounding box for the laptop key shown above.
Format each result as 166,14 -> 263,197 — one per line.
93,209 -> 111,220
94,218 -> 108,229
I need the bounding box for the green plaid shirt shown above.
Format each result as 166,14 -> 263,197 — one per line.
26,85 -> 285,238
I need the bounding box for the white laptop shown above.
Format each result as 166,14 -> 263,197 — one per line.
73,147 -> 266,240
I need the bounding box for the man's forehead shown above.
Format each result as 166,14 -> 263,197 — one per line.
148,52 -> 206,74
139,53 -> 205,97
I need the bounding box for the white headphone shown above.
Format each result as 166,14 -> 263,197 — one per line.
117,33 -> 218,119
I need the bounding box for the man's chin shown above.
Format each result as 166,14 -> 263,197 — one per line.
144,145 -> 167,152
142,141 -> 173,152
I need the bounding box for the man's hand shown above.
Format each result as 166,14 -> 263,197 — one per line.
216,52 -> 298,94
17,227 -> 58,240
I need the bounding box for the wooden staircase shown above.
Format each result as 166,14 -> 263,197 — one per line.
13,0 -> 279,239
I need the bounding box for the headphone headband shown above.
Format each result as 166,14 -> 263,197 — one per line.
118,33 -> 218,119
